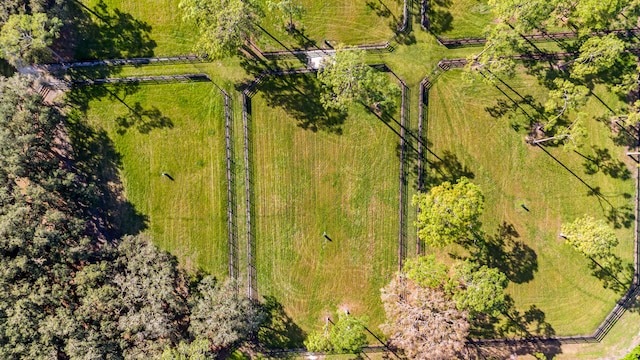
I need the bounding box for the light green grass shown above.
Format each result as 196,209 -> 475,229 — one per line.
77,0 -> 403,58
428,69 -> 635,336
250,76 -> 401,336
80,0 -> 197,56
431,0 -> 493,39
256,0 -> 404,50
83,83 -> 229,276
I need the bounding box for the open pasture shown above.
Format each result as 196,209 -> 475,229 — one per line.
427,69 -> 636,335
83,82 -> 229,276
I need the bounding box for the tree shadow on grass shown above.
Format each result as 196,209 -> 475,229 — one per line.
57,0 -> 156,61
425,0 -> 453,34
255,72 -> 347,134
469,296 -> 555,340
290,27 -> 319,50
426,150 -> 474,188
51,0 -> 157,113
114,100 -> 173,135
468,337 -> 562,360
587,255 -> 635,295
257,296 -> 306,349
65,110 -> 148,240
466,222 -> 539,285
484,94 -> 546,133
575,145 -> 632,180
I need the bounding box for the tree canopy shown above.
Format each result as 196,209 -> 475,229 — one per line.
469,0 -> 640,142
413,177 -> 484,247
0,12 -> 61,67
381,274 -> 469,360
179,0 -> 262,59
452,261 -> 508,317
317,46 -> 399,113
561,215 -> 619,259
0,75 -> 262,358
189,276 -> 262,353
305,312 -> 367,354
267,0 -> 304,31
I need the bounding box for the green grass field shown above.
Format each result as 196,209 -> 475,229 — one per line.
78,0 -> 196,57
256,0 -> 404,50
62,0 -> 640,354
429,0 -> 493,39
75,0 -> 404,58
250,74 -> 402,337
82,82 -> 229,276
427,69 -> 636,335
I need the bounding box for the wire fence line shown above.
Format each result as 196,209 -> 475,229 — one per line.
424,15 -> 640,48
222,89 -> 239,290
241,92 -> 257,301
44,73 -> 211,87
398,81 -> 409,271
40,54 -> 206,71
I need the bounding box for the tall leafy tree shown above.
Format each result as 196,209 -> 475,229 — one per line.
570,34 -> 627,81
0,75 -> 263,358
267,0 -> 305,31
179,0 -> 262,59
403,254 -> 450,288
561,216 -> 619,259
0,12 -> 61,67
451,261 -> 508,318
317,46 -> 399,113
305,312 -> 367,354
413,177 -> 484,247
189,276 -> 262,353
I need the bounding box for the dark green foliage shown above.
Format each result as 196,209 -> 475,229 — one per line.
189,276 -> 262,353
0,75 -> 260,358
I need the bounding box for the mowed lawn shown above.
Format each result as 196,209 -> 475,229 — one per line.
250,80 -> 401,334
83,83 -> 229,276
77,0 -> 404,57
428,69 -> 636,336
430,0 -> 493,39
79,0 -> 197,56
257,0 -> 404,50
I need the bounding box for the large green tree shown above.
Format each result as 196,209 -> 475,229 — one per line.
188,276 -> 262,353
179,0 -> 262,59
561,215 -> 619,260
305,312 -> 367,354
0,12 -> 61,67
0,75 -> 97,358
317,46 -> 399,113
469,0 -> 640,139
0,75 -> 263,358
451,261 -> 508,318
267,0 -> 304,31
413,177 -> 484,247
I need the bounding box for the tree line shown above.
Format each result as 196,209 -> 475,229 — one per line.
0,75 -> 262,359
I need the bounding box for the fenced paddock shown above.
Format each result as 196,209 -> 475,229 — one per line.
243,72 -> 403,335
425,67 -> 636,336
82,82 -> 230,277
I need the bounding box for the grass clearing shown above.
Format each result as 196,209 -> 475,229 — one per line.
256,0 -> 404,50
430,0 -> 493,39
250,73 -> 402,337
427,69 -> 635,336
78,0 -> 197,57
82,82 -> 229,276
